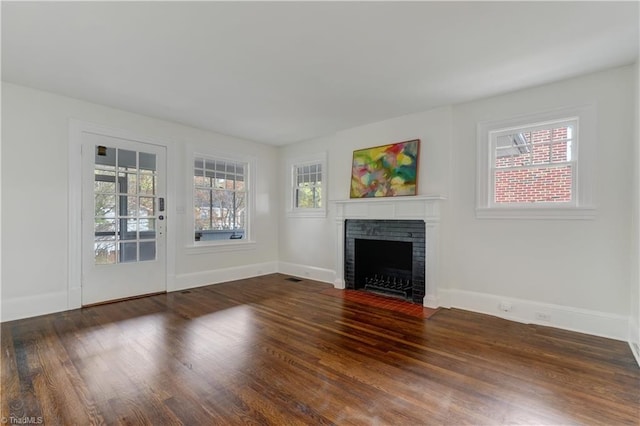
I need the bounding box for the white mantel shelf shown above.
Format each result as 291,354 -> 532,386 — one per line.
331,195 -> 444,308
331,194 -> 446,204
331,195 -> 446,223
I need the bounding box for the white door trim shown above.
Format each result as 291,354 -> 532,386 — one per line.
68,119 -> 177,309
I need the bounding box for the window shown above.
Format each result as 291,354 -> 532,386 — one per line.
93,146 -> 159,263
288,153 -> 327,217
493,119 -> 575,204
294,163 -> 322,208
477,105 -> 596,219
194,156 -> 248,243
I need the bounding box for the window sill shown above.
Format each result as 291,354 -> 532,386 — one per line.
185,240 -> 257,255
286,209 -> 327,218
475,206 -> 596,220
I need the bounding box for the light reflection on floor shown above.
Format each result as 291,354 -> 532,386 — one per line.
72,305 -> 257,401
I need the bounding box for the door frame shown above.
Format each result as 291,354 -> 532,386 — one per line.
68,120 -> 177,309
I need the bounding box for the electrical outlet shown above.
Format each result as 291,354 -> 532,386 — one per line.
499,301 -> 512,312
535,312 -> 551,322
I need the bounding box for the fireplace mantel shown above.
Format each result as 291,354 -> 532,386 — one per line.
333,195 -> 445,222
331,195 -> 445,308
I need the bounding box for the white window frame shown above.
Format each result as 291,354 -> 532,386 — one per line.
476,104 -> 596,220
186,147 -> 256,253
287,152 -> 327,218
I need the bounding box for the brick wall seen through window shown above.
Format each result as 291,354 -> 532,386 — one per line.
492,121 -> 575,204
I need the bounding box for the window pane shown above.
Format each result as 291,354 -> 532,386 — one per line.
494,165 -> 572,204
293,161 -> 322,209
139,152 -> 156,171
531,143 -> 551,165
95,241 -> 116,265
138,172 -> 155,195
118,149 -> 136,169
95,146 -> 116,167
296,188 -> 314,208
123,196 -> 138,216
120,242 -> 137,263
121,219 -> 137,240
551,141 -> 570,163
194,175 -> 209,187
226,178 -> 236,190
126,218 -> 138,233
194,157 -> 248,241
495,134 -> 531,168
119,172 -> 137,194
139,219 -> 156,238
208,189 -> 246,230
140,241 -> 156,261
195,210 -> 210,231
94,171 -> 116,193
95,234 -> 116,243
194,189 -> 211,231
95,218 -> 116,233
213,178 -> 225,189
95,194 -> 116,217
139,197 -> 155,216
204,159 -> 216,170
94,180 -> 116,193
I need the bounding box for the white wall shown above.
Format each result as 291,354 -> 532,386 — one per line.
277,106 -> 453,282
446,65 -> 634,339
1,82 -> 279,321
3,65 -> 637,343
279,65 -> 636,340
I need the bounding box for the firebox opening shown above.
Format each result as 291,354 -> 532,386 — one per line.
355,239 -> 413,300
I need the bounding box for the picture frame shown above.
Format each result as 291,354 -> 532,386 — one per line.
350,139 -> 420,198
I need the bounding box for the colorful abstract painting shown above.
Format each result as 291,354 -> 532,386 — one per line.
350,139 -> 420,198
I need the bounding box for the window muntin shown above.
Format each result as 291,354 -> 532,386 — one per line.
294,162 -> 322,209
93,146 -> 158,264
193,156 -> 247,242
490,119 -> 577,206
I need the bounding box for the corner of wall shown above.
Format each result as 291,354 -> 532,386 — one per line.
171,261 -> 279,292
277,262 -> 336,285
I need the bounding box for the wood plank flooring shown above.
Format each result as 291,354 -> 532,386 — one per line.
2,274 -> 638,425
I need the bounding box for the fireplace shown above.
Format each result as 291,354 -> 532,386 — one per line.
345,219 -> 425,304
333,195 -> 443,308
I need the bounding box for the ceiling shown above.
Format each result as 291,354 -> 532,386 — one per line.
2,2 -> 638,146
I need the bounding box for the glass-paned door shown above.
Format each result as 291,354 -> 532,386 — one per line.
82,132 -> 166,305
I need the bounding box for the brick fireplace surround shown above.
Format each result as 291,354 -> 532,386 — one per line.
344,219 -> 425,304
333,196 -> 444,308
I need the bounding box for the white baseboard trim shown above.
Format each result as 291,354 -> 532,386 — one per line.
3,266 -> 631,348
630,342 -> 640,368
277,262 -> 335,284
2,290 -> 69,322
423,295 -> 440,309
629,319 -> 640,367
171,261 -> 279,292
441,288 -> 628,341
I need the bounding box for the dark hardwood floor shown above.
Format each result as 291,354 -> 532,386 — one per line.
2,274 -> 639,425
